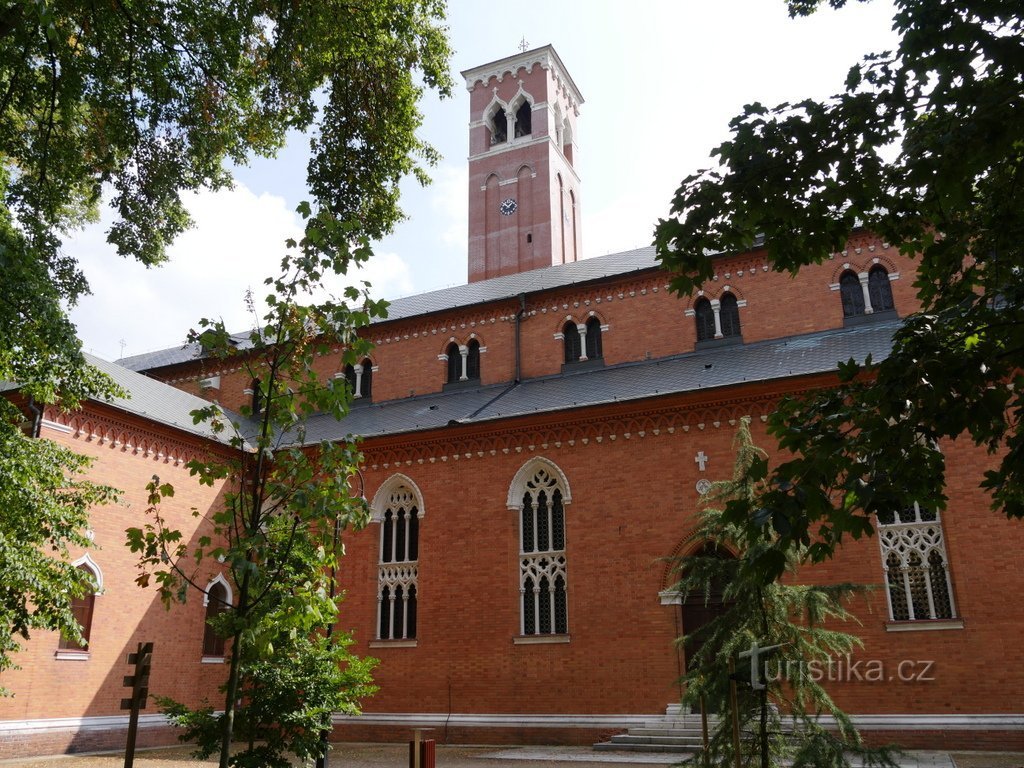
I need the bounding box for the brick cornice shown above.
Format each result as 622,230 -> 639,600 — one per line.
43,403 -> 229,467
359,374 -> 834,471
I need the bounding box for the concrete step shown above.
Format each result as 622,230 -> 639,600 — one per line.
608,734 -> 703,745
627,727 -> 706,737
593,740 -> 702,754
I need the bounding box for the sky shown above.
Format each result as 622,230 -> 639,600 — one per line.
68,0 -> 900,362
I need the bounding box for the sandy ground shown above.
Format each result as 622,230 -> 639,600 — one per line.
1,744 -> 1023,768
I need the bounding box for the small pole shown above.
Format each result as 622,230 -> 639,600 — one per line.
728,657 -> 741,768
700,694 -> 710,768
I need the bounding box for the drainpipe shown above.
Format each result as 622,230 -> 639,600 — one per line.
514,293 -> 526,383
26,397 -> 42,438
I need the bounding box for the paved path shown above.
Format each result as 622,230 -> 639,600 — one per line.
1,743 -> 1022,768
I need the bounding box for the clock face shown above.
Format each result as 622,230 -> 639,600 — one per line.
499,198 -> 518,216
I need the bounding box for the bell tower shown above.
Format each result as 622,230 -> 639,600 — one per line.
462,45 -> 583,283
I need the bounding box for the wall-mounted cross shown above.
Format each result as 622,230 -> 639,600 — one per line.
695,451 -> 708,472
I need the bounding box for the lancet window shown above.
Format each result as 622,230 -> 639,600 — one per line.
377,480 -> 421,641
512,461 -> 570,636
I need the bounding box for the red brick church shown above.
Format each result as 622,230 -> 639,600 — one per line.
2,46 -> 1022,757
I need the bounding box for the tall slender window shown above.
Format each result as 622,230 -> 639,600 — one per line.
466,339 -> 481,380
490,106 -> 507,144
445,342 -> 460,384
878,502 -> 955,622
563,321 -> 582,363
719,293 -> 741,338
511,460 -> 570,636
59,562 -> 98,652
585,317 -> 602,360
840,270 -> 866,317
377,480 -> 421,640
694,298 -> 715,342
202,578 -> 232,658
868,266 -> 895,312
514,100 -> 532,137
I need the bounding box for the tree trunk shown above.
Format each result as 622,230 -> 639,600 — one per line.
219,570 -> 251,768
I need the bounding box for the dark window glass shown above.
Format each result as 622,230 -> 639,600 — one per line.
202,581 -> 230,657
359,359 -> 372,398
381,510 -> 393,563
379,585 -> 391,639
536,491 -> 550,551
551,490 -> 565,551
523,577 -> 536,634
250,379 -> 263,416
446,342 -> 460,384
694,298 -> 715,342
393,585 -> 405,639
344,364 -> 356,393
719,293 -> 741,338
868,266 -> 894,312
840,271 -> 865,317
408,509 -> 419,561
395,507 -> 407,562
538,576 -> 552,634
491,107 -> 507,144
515,101 -> 532,137
563,322 -> 581,363
585,317 -> 602,359
886,553 -> 909,621
554,575 -> 567,634
466,340 -> 480,380
928,550 -> 953,619
522,493 -> 534,553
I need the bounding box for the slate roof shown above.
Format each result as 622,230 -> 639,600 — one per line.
299,319 -> 898,445
115,246 -> 662,372
82,353 -> 254,448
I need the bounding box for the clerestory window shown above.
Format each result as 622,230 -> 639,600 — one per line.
840,266 -> 895,320
694,293 -> 742,345
878,502 -> 956,622
344,358 -> 373,400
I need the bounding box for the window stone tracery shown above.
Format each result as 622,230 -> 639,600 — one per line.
510,461 -> 570,637
878,502 -> 955,622
373,478 -> 422,641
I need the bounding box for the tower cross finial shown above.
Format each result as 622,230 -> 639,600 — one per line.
518,36 -> 529,53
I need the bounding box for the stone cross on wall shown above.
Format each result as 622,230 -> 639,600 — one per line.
695,451 -> 708,472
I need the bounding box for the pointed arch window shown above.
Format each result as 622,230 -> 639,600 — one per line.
840,270 -> 866,317
490,106 -> 508,144
466,339 -> 481,380
58,560 -> 100,653
585,317 -> 602,360
202,577 -> 232,658
694,298 -> 716,342
510,461 -> 570,638
514,100 -> 532,137
878,502 -> 956,623
719,293 -> 741,338
376,480 -> 421,641
445,342 -> 461,384
868,266 -> 894,312
563,321 -> 581,363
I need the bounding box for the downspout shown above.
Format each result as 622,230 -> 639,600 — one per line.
27,396 -> 42,438
514,293 -> 526,383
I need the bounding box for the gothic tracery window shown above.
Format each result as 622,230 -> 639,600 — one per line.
513,461 -> 569,636
377,481 -> 421,640
878,502 -> 956,622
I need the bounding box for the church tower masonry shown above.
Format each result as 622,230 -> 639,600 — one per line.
462,45 -> 583,283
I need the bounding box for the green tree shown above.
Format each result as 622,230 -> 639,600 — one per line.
1,0 -> 451,675
128,236 -> 385,767
674,418 -> 898,768
0,409 -> 118,687
654,1 -> 1024,580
